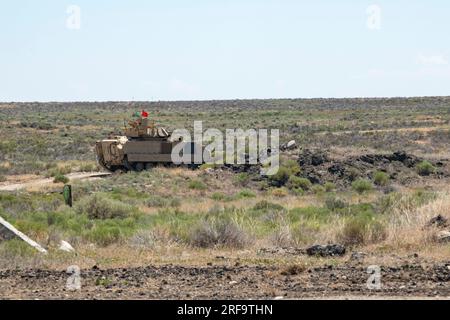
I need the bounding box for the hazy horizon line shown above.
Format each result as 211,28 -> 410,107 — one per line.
2,95 -> 450,104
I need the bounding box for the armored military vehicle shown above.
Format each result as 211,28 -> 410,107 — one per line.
95,114 -> 199,172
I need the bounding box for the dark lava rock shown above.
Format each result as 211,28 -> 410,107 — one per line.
426,215 -> 448,228
433,264 -> 450,282
295,149 -> 442,188
306,244 -> 346,257
298,149 -> 329,167
350,251 -> 367,261
305,173 -> 322,184
385,151 -> 419,167
358,154 -> 385,164
328,163 -> 345,177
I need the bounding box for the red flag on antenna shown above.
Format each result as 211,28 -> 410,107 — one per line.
141,110 -> 149,118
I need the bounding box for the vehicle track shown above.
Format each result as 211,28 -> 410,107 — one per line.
0,172 -> 111,191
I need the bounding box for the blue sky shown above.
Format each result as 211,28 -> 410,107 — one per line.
1,0 -> 449,101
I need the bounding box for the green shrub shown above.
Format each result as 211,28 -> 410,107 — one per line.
339,216 -> 367,245
284,159 -> 301,175
14,220 -> 48,239
346,168 -> 360,181
0,174 -> 6,182
324,182 -> 336,192
288,206 -> 331,222
47,166 -> 72,178
145,196 -> 166,207
188,179 -> 207,190
20,121 -> 55,130
257,180 -> 270,191
269,166 -> 291,186
88,225 -> 122,246
211,192 -> 225,201
325,196 -> 347,211
75,194 -> 136,219
169,197 -> 182,207
373,171 -> 389,186
416,160 -> 436,176
268,159 -> 301,186
286,176 -> 312,190
145,195 -> 181,208
236,189 -> 256,198
84,216 -> 138,246
79,163 -> 96,172
339,215 -> 386,246
0,141 -> 17,153
290,187 -> 305,196
253,200 -> 284,211
351,179 -> 373,194
190,219 -> 251,248
234,173 -> 250,186
53,174 -> 69,184
0,193 -> 19,204
311,185 -> 325,194
0,239 -> 37,258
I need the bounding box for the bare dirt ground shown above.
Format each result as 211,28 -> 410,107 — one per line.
1,260 -> 449,300
0,172 -> 110,191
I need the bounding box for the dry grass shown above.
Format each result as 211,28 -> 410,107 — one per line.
140,194 -> 325,217
382,190 -> 450,251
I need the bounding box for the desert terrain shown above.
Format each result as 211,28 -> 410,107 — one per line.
1,97 -> 450,299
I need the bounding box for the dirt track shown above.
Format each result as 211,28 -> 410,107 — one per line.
1,262 -> 449,299
0,172 -> 110,191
